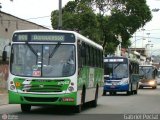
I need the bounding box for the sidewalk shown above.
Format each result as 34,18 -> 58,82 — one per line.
0,88 -> 8,105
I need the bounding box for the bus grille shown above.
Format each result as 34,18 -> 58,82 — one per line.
23,85 -> 63,92
23,97 -> 59,102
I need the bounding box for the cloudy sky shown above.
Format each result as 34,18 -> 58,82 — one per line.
0,0 -> 72,28
0,0 -> 160,54
135,0 -> 160,55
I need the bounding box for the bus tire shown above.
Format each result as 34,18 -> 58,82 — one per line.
127,91 -> 131,95
134,83 -> 138,94
91,85 -> 99,107
21,104 -> 31,112
74,86 -> 86,113
81,86 -> 86,105
103,90 -> 106,96
74,105 -> 82,113
152,86 -> 157,89
127,84 -> 133,95
134,88 -> 138,94
109,92 -> 113,95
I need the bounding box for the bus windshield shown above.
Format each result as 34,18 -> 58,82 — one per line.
104,62 -> 128,79
158,70 -> 160,78
139,66 -> 153,80
10,44 -> 76,77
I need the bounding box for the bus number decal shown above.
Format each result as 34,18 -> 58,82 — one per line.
89,68 -> 94,88
57,81 -> 70,85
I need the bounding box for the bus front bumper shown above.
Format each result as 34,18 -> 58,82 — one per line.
103,84 -> 129,92
8,91 -> 77,106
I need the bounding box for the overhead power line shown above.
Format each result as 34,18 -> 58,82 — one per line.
26,15 -> 50,20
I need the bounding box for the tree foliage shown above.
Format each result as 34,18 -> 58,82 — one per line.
51,0 -> 152,54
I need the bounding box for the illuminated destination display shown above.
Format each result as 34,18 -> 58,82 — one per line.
31,35 -> 64,41
104,59 -> 124,62
17,34 -> 28,41
13,32 -> 75,42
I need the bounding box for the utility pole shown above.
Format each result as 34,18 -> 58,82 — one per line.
0,3 -> 2,10
141,28 -> 145,48
152,8 -> 160,12
58,0 -> 62,30
134,32 -> 136,51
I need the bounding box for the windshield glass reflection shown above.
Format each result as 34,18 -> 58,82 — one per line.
11,44 -> 76,77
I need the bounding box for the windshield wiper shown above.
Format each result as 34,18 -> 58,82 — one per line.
49,42 -> 61,58
113,63 -> 121,70
48,42 -> 61,64
26,42 -> 38,57
26,42 -> 38,64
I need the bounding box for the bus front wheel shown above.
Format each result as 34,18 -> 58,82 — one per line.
127,91 -> 132,95
74,105 -> 82,113
103,90 -> 106,96
21,104 -> 31,112
152,86 -> 157,89
74,86 -> 86,113
90,86 -> 99,107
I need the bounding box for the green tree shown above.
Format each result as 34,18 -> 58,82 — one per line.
94,0 -> 152,53
51,0 -> 152,55
51,1 -> 100,42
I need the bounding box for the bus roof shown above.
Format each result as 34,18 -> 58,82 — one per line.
13,29 -> 103,50
104,56 -> 126,59
104,56 -> 139,64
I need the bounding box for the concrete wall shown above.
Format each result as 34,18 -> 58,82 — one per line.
0,11 -> 48,56
0,11 -> 49,90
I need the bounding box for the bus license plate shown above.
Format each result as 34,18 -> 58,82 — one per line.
110,85 -> 115,88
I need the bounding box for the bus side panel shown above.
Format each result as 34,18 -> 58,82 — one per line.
77,66 -> 103,105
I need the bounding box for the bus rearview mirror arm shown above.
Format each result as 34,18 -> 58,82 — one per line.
2,42 -> 11,62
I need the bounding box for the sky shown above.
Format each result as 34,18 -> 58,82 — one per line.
0,0 -> 160,55
0,0 -> 72,28
134,0 -> 160,55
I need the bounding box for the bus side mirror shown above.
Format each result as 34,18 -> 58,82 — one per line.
2,51 -> 7,61
2,42 -> 11,62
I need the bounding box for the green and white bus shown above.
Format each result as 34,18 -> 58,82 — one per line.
3,30 -> 104,113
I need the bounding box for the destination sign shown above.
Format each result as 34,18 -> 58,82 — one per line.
104,59 -> 124,62
17,34 -> 28,41
13,32 -> 75,42
31,35 -> 64,41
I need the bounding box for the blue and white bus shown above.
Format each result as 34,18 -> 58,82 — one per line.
103,56 -> 139,95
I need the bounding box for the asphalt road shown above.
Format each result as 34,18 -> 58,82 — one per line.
0,86 -> 160,120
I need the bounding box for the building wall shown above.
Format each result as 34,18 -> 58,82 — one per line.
0,11 -> 48,41
0,11 -> 48,91
0,11 -> 49,57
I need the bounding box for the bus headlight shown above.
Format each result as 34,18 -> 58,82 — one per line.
119,78 -> 129,85
68,86 -> 74,92
149,81 -> 155,85
10,85 -> 16,90
9,80 -> 16,90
